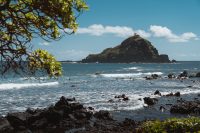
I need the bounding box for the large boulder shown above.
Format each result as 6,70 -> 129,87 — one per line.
82,34 -> 170,63
143,97 -> 158,106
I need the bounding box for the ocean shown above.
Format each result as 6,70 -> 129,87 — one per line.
0,61 -> 200,120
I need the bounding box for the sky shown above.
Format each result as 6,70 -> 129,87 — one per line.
33,0 -> 200,61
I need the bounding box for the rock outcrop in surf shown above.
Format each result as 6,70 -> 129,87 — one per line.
82,34 -> 170,63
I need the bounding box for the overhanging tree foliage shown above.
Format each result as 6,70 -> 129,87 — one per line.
0,0 -> 88,77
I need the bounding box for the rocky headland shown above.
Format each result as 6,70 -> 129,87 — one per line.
82,34 -> 170,63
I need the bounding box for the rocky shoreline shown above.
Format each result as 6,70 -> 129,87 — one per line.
1,93 -> 200,133
1,71 -> 200,133
0,96 -> 141,133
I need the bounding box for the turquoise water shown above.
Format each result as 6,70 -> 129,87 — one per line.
0,62 -> 200,118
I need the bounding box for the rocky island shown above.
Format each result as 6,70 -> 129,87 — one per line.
82,34 -> 170,63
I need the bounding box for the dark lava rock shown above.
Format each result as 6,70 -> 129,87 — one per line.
174,92 -> 181,97
165,92 -> 174,97
0,117 -> 13,133
196,72 -> 200,77
123,97 -> 129,101
179,70 -> 188,78
55,96 -> 69,109
82,34 -> 170,63
170,101 -> 200,114
143,97 -> 157,106
145,74 -> 160,80
108,99 -> 114,103
94,110 -> 113,120
154,90 -> 161,96
6,112 -> 29,129
44,108 -> 63,123
168,73 -> 176,79
114,94 -> 129,101
88,107 -> 94,110
1,96 -> 144,133
151,74 -> 159,79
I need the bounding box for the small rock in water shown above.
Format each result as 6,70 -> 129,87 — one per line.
88,107 -> 94,110
165,92 -> 174,97
196,72 -> 200,77
114,94 -> 129,101
168,73 -> 176,79
123,97 -> 129,101
108,99 -> 114,103
154,90 -> 161,96
143,97 -> 157,106
174,92 -> 181,97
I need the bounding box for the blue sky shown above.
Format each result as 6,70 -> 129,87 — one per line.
34,0 -> 200,61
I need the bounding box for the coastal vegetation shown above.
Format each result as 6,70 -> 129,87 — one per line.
140,117 -> 200,133
0,0 -> 88,76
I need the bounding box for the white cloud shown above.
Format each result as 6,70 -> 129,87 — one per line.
76,24 -> 151,38
64,24 -> 199,43
39,42 -> 50,46
150,25 -> 198,42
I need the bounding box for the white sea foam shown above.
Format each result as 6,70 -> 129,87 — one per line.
124,67 -> 138,70
99,72 -> 163,78
0,82 -> 59,90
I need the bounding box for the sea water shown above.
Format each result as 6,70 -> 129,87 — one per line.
0,62 -> 200,119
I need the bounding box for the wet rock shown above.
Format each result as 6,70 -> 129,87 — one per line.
154,90 -> 161,96
165,92 -> 174,97
196,72 -> 200,77
145,74 -> 160,80
123,97 -> 129,101
88,107 -> 94,110
114,94 -> 129,101
66,97 -> 76,102
168,73 -> 176,79
55,96 -> 69,109
151,74 -> 159,79
108,99 -> 114,103
179,70 -> 188,78
71,85 -> 76,87
143,97 -> 157,106
174,92 -> 181,97
94,110 -> 113,120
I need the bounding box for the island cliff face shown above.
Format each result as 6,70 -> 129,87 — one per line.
82,35 -> 170,63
